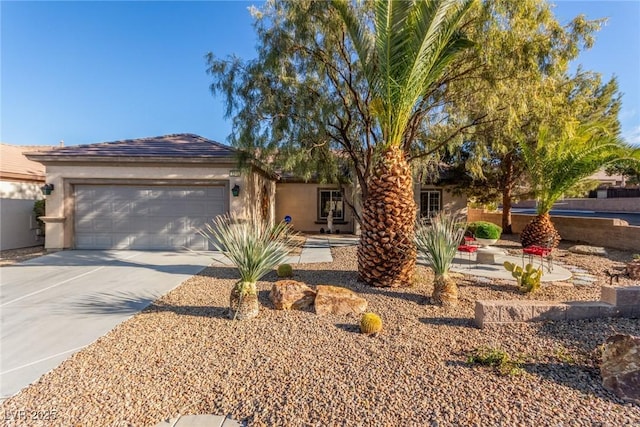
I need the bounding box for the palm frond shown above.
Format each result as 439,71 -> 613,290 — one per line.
415,212 -> 466,275
200,213 -> 296,283
520,120 -> 636,215
332,0 -> 476,150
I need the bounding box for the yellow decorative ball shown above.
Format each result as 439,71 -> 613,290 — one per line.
277,264 -> 293,278
360,312 -> 383,335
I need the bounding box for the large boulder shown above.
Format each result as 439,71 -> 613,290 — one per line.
314,285 -> 368,315
269,280 -> 316,310
601,333 -> 640,405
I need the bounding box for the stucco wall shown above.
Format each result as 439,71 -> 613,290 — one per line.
275,183 -> 355,233
467,208 -> 640,252
40,163 -> 262,250
0,198 -> 44,250
0,180 -> 45,250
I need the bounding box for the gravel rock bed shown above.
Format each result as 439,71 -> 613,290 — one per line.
0,245 -> 46,266
1,241 -> 639,426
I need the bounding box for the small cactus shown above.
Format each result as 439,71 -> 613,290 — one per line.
360,312 -> 383,335
503,261 -> 542,293
277,264 -> 293,278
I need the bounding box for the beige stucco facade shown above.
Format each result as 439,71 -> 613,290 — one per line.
276,182 -> 467,234
39,162 -> 274,250
275,183 -> 356,233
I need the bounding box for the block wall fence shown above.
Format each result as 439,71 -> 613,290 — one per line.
467,209 -> 640,252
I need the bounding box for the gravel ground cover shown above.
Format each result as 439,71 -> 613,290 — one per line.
1,237 -> 639,426
0,245 -> 46,266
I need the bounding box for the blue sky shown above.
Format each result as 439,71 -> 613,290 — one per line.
1,1 -> 639,147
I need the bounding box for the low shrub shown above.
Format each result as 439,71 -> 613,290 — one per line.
467,346 -> 524,376
469,221 -> 502,240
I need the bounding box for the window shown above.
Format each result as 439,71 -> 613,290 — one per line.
420,190 -> 441,219
318,190 -> 344,220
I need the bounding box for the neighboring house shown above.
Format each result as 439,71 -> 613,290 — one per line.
25,134 -> 275,251
0,144 -> 52,250
588,168 -> 626,188
26,133 -> 467,249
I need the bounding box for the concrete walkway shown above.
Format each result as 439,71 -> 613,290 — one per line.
448,250 -> 573,282
285,236 -> 334,264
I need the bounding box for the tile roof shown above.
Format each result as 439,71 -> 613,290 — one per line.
25,133 -> 237,161
0,144 -> 52,181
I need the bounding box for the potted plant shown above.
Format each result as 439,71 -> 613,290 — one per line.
415,212 -> 467,307
200,213 -> 296,320
469,221 -> 502,247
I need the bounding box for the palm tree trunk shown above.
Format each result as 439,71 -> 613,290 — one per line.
358,145 -> 416,287
520,213 -> 561,249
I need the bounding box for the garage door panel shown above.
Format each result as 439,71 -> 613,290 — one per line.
75,185 -> 225,250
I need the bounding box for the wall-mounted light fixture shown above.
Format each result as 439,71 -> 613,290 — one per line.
231,184 -> 240,197
40,183 -> 54,196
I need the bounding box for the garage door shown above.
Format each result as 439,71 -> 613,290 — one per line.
74,185 -> 226,250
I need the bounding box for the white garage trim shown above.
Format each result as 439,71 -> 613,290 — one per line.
73,184 -> 227,250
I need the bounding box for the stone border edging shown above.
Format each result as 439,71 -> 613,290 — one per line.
475,285 -> 640,328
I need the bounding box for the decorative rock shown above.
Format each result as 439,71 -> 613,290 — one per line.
314,285 -> 368,315
568,245 -> 608,256
269,280 -> 316,310
601,334 -> 640,405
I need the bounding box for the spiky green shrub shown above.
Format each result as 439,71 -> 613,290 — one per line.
201,214 -> 295,283
277,263 -> 293,278
360,312 -> 383,335
200,214 -> 296,319
415,213 -> 467,277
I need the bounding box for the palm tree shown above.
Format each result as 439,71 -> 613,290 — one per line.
332,0 -> 476,287
201,214 -> 296,320
519,119 -> 639,248
415,212 -> 466,306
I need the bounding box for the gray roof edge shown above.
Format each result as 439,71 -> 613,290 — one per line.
24,154 -> 238,163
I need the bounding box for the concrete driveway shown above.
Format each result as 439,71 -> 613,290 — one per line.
0,250 -> 215,400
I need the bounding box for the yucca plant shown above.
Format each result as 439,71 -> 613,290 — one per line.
415,212 -> 467,306
200,213 -> 296,320
519,119 -> 639,248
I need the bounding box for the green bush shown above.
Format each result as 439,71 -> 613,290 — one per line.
469,221 -> 502,239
